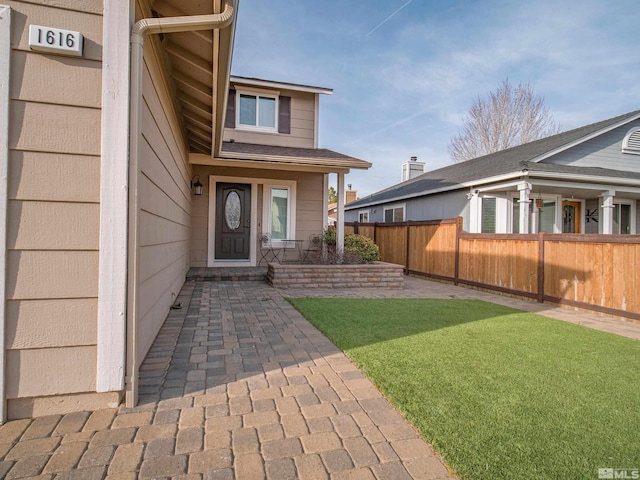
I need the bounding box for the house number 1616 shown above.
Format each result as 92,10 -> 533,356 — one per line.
28,25 -> 84,57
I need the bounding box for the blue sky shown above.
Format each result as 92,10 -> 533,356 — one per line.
231,0 -> 639,196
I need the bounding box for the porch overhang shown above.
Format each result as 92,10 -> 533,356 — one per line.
189,141 -> 372,174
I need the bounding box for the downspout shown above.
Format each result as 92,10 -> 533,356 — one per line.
126,0 -> 236,407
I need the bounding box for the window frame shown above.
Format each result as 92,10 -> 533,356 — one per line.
383,204 -> 405,223
611,198 -> 636,235
358,211 -> 370,223
480,196 -> 497,233
236,89 -> 279,132
262,179 -> 297,246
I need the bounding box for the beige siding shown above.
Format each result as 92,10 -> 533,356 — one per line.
5,0 -> 102,410
8,1 -> 103,61
8,201 -> 99,250
136,48 -> 191,364
9,101 -> 101,155
9,151 -> 100,202
190,165 -> 324,267
10,50 -> 102,107
6,299 -> 97,349
6,346 -> 96,398
223,88 -> 316,148
7,251 -> 99,299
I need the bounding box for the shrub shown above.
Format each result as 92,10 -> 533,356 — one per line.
323,227 -> 336,246
344,234 -> 380,263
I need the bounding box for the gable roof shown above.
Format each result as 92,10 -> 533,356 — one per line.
347,109 -> 640,209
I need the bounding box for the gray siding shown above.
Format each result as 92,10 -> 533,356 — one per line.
545,120 -> 640,172
346,190 -> 468,229
584,198 -> 600,234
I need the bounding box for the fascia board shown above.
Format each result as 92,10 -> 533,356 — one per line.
345,171 -> 526,210
230,75 -> 333,95
530,113 -> 640,163
190,154 -> 351,173
216,152 -> 371,169
527,171 -> 640,190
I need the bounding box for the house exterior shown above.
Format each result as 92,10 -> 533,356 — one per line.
0,0 -> 369,421
328,188 -> 357,226
346,110 -> 640,235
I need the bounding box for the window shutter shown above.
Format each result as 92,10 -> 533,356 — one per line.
225,89 -> 236,129
278,96 -> 291,134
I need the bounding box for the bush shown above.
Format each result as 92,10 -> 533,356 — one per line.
344,234 -> 380,263
323,227 -> 336,246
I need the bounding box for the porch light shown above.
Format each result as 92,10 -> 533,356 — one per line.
536,198 -> 544,209
191,175 -> 203,196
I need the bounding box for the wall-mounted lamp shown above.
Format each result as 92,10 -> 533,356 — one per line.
191,175 -> 203,196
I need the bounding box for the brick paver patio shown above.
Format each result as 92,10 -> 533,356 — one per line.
1,275 -> 638,479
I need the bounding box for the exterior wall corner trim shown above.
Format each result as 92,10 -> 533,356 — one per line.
0,4 -> 11,423
97,0 -> 132,393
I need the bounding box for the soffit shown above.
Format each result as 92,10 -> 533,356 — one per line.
148,0 -> 233,156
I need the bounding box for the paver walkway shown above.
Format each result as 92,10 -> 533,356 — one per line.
1,275 -> 638,479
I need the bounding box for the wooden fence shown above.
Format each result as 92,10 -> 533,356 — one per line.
346,219 -> 640,321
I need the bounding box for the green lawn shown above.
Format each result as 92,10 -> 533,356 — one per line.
288,298 -> 640,480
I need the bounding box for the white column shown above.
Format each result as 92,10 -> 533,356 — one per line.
0,5 -> 11,424
322,173 -> 329,229
97,0 -> 132,394
518,182 -> 531,234
468,190 -> 480,233
600,191 -> 615,234
337,172 -> 345,249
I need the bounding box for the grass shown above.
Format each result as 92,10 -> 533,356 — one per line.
287,298 -> 640,480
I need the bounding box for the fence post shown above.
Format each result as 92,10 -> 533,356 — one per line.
454,222 -> 460,285
353,221 -> 359,235
373,222 -> 377,244
405,221 -> 410,273
537,232 -> 545,303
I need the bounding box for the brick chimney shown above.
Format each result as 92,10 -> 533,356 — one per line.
345,184 -> 357,204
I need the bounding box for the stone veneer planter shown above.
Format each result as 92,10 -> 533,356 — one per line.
267,262 -> 404,289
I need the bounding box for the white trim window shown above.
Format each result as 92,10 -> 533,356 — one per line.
383,204 -> 405,223
358,211 -> 369,223
262,180 -> 297,244
237,91 -> 278,131
612,200 -> 635,234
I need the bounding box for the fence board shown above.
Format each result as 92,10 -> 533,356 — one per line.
345,220 -> 640,320
408,223 -> 456,278
375,225 -> 406,266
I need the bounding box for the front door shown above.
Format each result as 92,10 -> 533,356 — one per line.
215,183 -> 251,259
562,201 -> 581,233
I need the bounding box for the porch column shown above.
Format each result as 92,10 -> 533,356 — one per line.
337,172 -> 345,249
518,181 -> 531,234
468,190 -> 480,233
600,190 -> 615,234
323,174 -> 329,229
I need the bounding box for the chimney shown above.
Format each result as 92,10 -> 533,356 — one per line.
345,185 -> 357,204
401,155 -> 425,182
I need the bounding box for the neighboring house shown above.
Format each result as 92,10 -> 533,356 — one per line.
328,187 -> 357,226
346,110 -> 640,235
0,0 -> 369,421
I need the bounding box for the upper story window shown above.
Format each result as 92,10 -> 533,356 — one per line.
239,93 -> 277,131
622,127 -> 640,155
226,89 -> 291,134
